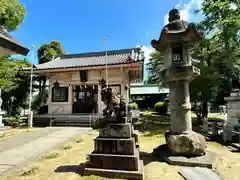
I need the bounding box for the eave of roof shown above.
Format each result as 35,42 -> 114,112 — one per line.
0,29 -> 29,56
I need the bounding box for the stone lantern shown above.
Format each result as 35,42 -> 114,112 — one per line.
151,9 -> 206,156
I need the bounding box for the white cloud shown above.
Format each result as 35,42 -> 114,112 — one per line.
164,0 -> 202,25
136,45 -> 154,64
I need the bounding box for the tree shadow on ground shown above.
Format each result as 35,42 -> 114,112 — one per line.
140,150 -> 165,166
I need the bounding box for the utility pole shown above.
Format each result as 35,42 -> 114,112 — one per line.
28,45 -> 34,128
104,37 -> 108,87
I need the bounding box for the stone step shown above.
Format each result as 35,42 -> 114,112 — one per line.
89,149 -> 140,171
93,137 -> 135,155
52,122 -> 90,127
82,160 -> 144,180
54,119 -> 91,122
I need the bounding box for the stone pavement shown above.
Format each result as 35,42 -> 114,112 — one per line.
0,127 -> 90,175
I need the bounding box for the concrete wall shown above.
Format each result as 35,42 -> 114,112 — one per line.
47,68 -> 134,114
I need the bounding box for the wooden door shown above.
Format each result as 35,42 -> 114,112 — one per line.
72,85 -> 98,113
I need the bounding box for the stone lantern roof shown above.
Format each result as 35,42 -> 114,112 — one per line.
151,8 -> 203,52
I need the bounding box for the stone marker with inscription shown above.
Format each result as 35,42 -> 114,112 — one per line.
81,81 -> 143,180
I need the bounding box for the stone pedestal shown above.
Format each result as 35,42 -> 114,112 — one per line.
81,117 -> 143,180
165,130 -> 206,156
162,68 -> 207,156
223,93 -> 240,142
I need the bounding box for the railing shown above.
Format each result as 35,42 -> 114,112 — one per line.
89,103 -> 99,127
49,105 -> 64,127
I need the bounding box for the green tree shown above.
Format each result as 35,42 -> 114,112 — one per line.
0,57 -> 31,116
37,40 -> 65,64
146,51 -> 164,84
199,0 -> 240,93
190,38 -> 223,123
0,0 -> 26,31
35,40 -> 65,110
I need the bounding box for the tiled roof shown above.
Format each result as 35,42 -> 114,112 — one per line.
0,29 -> 29,56
35,48 -> 144,70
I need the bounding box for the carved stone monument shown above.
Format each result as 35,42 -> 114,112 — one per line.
81,80 -> 143,179
151,9 -> 217,168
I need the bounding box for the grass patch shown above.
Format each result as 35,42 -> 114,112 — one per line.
0,132 -> 6,138
24,128 -> 33,132
207,141 -> 224,148
41,152 -> 60,160
208,114 -> 225,119
63,144 -> 73,150
134,114 -> 169,137
143,111 -> 153,117
0,132 -> 13,139
75,137 -> 84,143
20,166 -> 39,176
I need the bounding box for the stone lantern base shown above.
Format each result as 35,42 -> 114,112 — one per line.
165,130 -> 207,156
153,130 -> 217,169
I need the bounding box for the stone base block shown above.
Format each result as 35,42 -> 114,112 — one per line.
89,150 -> 139,171
99,123 -> 132,138
94,137 -> 135,155
165,130 -> 207,156
81,160 -> 144,180
153,144 -> 217,169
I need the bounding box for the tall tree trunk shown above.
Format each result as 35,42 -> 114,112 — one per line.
223,27 -> 232,93
202,100 -> 208,119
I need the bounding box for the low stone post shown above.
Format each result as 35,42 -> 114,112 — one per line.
211,122 -> 218,136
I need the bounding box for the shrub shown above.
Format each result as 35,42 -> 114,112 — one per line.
6,115 -> 26,128
154,101 -> 168,115
132,102 -> 138,110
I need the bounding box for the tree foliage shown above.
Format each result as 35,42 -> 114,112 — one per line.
146,51 -> 164,84
34,40 -> 65,111
0,56 -> 31,116
37,40 -> 65,64
0,0 -> 26,31
146,0 -> 240,122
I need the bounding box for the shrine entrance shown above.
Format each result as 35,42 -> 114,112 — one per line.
72,85 -> 98,113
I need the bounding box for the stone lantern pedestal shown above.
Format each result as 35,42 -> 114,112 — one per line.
151,9 -> 217,168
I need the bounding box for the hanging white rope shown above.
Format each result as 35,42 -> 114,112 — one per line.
104,37 -> 108,87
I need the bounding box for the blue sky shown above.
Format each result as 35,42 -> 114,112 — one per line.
11,0 -> 203,80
